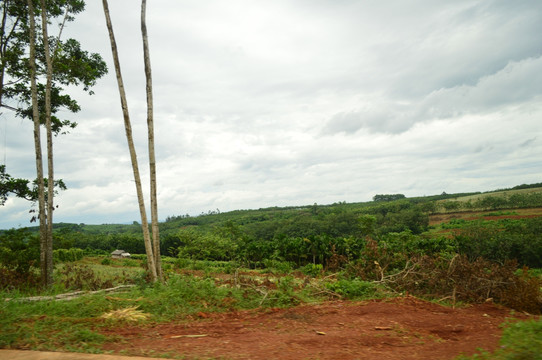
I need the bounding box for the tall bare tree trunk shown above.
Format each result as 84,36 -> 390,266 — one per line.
27,0 -> 49,287
102,0 -> 157,282
39,0 -> 54,287
141,0 -> 161,280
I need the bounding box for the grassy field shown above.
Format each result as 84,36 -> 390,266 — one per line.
1,254 -> 541,357
0,256 -> 385,353
437,186 -> 542,205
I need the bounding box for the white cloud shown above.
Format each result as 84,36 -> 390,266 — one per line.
1,0 -> 541,228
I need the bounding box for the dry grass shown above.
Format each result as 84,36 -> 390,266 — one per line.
100,306 -> 151,322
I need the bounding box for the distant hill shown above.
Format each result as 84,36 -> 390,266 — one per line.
3,182 -> 542,233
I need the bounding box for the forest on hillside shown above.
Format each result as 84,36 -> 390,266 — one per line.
2,185 -> 542,319
2,186 -> 542,274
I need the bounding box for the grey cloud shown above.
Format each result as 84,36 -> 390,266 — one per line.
419,56 -> 542,119
322,109 -> 411,135
519,137 -> 537,148
2,0 -> 542,228
324,55 -> 542,136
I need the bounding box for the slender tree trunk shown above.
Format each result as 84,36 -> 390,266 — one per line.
0,1 -> 9,108
102,0 -> 157,282
39,0 -> 54,287
141,0 -> 161,280
27,0 -> 48,287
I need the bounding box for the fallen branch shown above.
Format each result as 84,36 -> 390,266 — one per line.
5,284 -> 136,302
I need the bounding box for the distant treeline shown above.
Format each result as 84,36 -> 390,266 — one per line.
2,183 -> 542,279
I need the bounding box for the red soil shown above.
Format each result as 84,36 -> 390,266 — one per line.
101,296 -> 535,360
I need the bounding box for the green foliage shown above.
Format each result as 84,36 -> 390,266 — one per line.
121,258 -> 140,267
373,194 -> 406,202
176,229 -> 238,261
53,248 -> 84,263
262,259 -> 295,274
455,218 -> 542,268
326,278 -> 377,299
0,0 -> 108,131
301,263 -> 323,277
0,228 -> 40,289
0,165 -> 33,205
269,276 -> 303,306
0,228 -> 39,273
135,274 -> 263,320
456,319 -> 542,360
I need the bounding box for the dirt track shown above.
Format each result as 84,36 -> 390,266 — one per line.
100,296 -> 535,360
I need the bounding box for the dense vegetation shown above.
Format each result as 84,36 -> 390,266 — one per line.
1,185 -> 541,356
1,186 -> 541,307
4,187 -> 542,267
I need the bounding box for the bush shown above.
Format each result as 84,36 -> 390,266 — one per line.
301,263 -> 323,277
177,230 -> 238,261
455,218 -> 542,268
262,259 -> 294,274
53,248 -> 84,263
0,229 -> 40,289
0,228 -> 39,274
326,278 -> 376,299
456,319 -> 542,359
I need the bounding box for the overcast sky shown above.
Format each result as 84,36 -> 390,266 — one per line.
1,0 -> 541,229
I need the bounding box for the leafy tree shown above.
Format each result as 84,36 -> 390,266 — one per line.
1,165 -> 66,205
0,165 -> 32,204
373,194 -> 406,202
1,0 -> 107,128
1,0 -> 107,287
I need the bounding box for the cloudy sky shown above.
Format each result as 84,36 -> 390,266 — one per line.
1,0 -> 541,229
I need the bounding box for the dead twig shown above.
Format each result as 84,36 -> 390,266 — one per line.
5,284 -> 136,302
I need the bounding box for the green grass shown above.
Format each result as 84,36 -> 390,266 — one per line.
1,256 -> 538,356
0,259 -> 337,351
455,318 -> 542,360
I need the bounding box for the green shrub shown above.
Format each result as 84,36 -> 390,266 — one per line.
0,228 -> 39,274
301,263 -> 323,277
121,258 -> 140,267
53,248 -> 84,263
456,319 -> 542,359
0,228 -> 40,289
262,259 -> 294,274
326,278 -> 376,299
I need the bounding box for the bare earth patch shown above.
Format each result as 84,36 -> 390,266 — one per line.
101,296 -> 535,360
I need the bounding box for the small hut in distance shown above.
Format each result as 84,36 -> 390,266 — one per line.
111,250 -> 131,259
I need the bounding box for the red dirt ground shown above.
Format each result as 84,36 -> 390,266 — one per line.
101,296 -> 536,360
